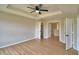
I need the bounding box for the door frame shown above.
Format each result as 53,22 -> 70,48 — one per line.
47,21 -> 61,40
65,17 -> 73,50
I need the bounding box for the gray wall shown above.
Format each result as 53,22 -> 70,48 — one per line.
0,12 -> 36,47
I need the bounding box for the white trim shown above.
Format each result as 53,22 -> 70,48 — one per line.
0,38 -> 35,48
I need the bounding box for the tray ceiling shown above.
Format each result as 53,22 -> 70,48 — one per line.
0,4 -> 79,19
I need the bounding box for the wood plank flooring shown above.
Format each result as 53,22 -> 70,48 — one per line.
0,37 -> 78,55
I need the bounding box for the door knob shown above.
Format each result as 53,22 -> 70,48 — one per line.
65,34 -> 69,36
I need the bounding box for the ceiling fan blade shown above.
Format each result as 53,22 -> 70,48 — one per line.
39,12 -> 42,14
40,9 -> 48,12
27,7 -> 34,9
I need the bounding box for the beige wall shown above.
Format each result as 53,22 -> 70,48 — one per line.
0,12 -> 36,48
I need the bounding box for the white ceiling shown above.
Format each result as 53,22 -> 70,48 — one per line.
0,4 -> 79,19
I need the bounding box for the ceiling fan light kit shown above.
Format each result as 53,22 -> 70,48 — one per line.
36,10 -> 39,13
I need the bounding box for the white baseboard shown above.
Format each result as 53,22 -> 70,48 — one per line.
73,47 -> 77,50
0,38 -> 35,48
59,40 -> 65,44
73,47 -> 79,54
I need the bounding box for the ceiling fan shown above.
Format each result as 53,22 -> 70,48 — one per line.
27,4 -> 48,14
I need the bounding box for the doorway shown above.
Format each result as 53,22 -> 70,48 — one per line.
49,22 -> 59,40
40,22 -> 44,39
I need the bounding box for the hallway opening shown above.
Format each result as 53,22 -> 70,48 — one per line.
48,22 -> 59,40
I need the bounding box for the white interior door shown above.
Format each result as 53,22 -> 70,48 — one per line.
65,18 -> 73,50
